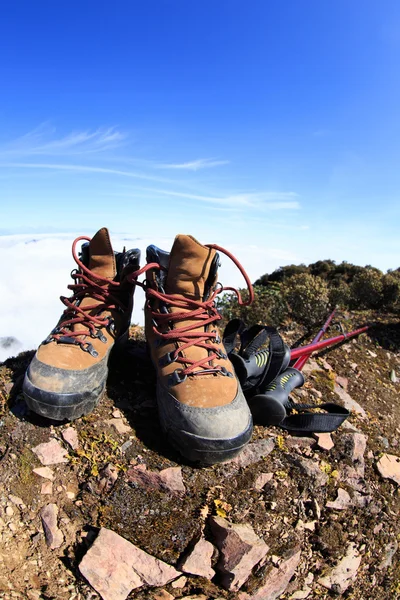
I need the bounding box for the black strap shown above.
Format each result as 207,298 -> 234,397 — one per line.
280,402 -> 350,433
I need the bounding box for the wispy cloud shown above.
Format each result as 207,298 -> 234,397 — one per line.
0,123 -> 126,157
137,187 -> 300,209
1,162 -> 173,184
0,124 -> 301,214
155,158 -> 229,171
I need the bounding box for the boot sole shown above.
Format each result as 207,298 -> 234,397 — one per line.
22,372 -> 106,421
164,417 -> 253,465
22,331 -> 128,421
156,381 -> 253,464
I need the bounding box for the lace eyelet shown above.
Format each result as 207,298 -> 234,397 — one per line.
159,352 -> 178,367
82,342 -> 99,357
168,370 -> 187,386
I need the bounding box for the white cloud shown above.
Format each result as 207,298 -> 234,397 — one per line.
155,158 -> 229,171
136,187 -> 300,209
0,123 -> 126,157
0,232 -> 302,362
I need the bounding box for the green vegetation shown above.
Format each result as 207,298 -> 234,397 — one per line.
217,260 -> 400,328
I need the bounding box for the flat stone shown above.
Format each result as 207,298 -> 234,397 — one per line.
302,359 -> 320,375
106,418 -> 131,435
318,543 -> 361,594
333,384 -> 367,419
210,516 -> 269,591
32,439 -> 68,465
290,589 -> 311,599
33,466 -> 54,480
152,591 -> 174,600
88,463 -> 119,495
376,453 -> 400,485
326,488 -> 351,510
8,495 -> 25,508
40,503 -> 64,549
290,457 -> 328,487
79,527 -> 179,600
336,376 -> 348,390
239,548 -> 301,600
342,433 -> 367,475
180,537 -> 215,579
339,465 -> 369,493
320,359 -> 333,371
230,438 -> 275,469
378,541 -> 398,570
126,465 -> 184,495
41,481 -> 53,495
171,575 -> 187,588
159,466 -> 186,494
62,427 -> 79,450
285,437 -> 315,451
314,433 -> 334,451
254,472 -> 274,490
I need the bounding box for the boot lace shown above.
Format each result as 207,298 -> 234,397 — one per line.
47,236 -> 137,352
139,244 -> 254,378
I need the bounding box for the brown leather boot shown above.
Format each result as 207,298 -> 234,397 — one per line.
23,228 -> 140,420
144,234 -> 254,464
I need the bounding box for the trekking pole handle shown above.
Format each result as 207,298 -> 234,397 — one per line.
248,367 -> 305,426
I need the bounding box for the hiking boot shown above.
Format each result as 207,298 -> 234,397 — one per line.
144,234 -> 254,464
23,228 -> 140,421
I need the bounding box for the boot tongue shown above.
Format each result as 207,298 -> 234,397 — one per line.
165,235 -> 216,300
88,227 -> 116,280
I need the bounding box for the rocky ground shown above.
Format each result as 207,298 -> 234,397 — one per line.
0,311 -> 400,600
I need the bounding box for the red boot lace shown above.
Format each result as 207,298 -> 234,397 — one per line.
138,244 -> 254,377
49,236 -> 137,349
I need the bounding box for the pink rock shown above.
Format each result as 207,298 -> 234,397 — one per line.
126,465 -> 184,495
377,454 -> 400,485
239,548 -> 301,600
62,427 -> 79,450
210,516 -> 269,591
254,473 -> 274,490
79,528 -> 179,600
40,503 -> 64,549
326,488 -> 351,510
32,439 -> 68,465
106,418 -> 131,435
88,464 -> 119,495
320,359 -> 333,371
291,457 -> 328,487
179,537 -> 215,579
171,575 -> 187,588
339,465 -> 369,493
318,543 -> 361,594
33,467 -> 54,480
41,481 -> 53,495
343,433 -> 367,475
285,437 -> 316,451
152,591 -> 174,600
302,359 -> 320,375
334,384 -> 367,419
314,433 -> 334,451
230,438 -> 275,469
159,466 -> 186,494
336,376 -> 348,390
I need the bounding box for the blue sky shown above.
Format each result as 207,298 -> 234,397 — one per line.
0,1 -> 400,271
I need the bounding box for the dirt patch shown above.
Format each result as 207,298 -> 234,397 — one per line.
0,311 -> 399,599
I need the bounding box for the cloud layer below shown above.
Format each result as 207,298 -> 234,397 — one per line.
0,232 -> 298,362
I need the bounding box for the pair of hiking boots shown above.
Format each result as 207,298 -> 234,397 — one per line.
23,228 -> 254,465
